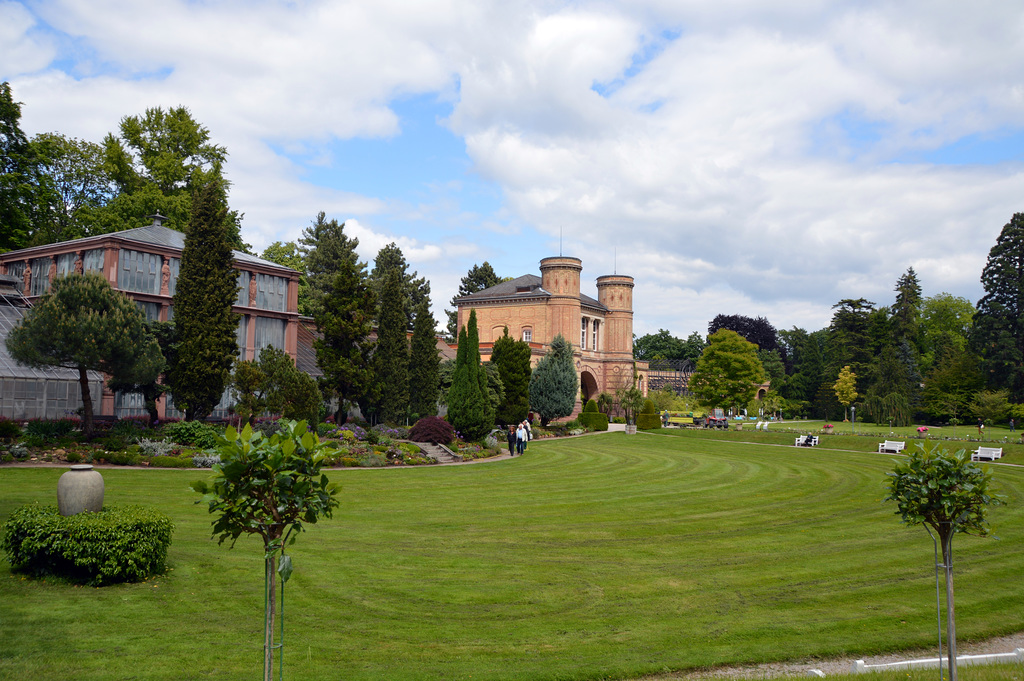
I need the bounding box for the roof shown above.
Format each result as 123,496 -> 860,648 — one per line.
0,222 -> 297,275
0,293 -> 104,382
455,274 -> 607,311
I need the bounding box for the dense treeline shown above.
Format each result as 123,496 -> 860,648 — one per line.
636,215 -> 1024,427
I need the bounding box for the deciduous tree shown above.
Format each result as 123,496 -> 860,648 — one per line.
5,272 -> 162,437
885,445 -> 1001,681
689,329 -> 766,414
166,181 -> 239,420
833,365 -> 858,419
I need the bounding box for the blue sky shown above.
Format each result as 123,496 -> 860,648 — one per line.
4,0 -> 1024,338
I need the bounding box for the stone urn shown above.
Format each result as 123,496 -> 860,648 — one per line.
57,465 -> 104,516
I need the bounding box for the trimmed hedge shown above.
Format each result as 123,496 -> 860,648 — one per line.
1,504 -> 174,586
578,411 -> 609,431
636,413 -> 662,430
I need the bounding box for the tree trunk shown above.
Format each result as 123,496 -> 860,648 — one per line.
78,366 -> 94,438
943,532 -> 957,681
264,551 -> 276,681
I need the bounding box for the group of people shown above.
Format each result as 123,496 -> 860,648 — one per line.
506,419 -> 532,456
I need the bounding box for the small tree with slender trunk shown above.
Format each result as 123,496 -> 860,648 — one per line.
5,272 -> 162,437
884,444 -> 1002,681
192,420 -> 339,681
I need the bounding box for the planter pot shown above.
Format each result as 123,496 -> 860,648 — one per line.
626,425 -> 637,435
823,426 -> 834,434
57,464 -> 104,516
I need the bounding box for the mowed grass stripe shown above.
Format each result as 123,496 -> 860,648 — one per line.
1,434 -> 1023,681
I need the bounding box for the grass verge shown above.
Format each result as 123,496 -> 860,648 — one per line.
1,433 -> 1023,680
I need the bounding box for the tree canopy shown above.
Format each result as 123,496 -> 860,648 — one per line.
370,267 -> 410,424
689,329 -> 766,413
166,181 -> 239,420
447,261 -> 502,338
0,81 -> 34,252
300,212 -> 359,320
369,242 -> 430,330
529,334 -> 579,426
491,326 -> 532,425
408,297 -> 441,419
5,272 -> 162,436
447,310 -> 494,439
974,212 -> 1024,401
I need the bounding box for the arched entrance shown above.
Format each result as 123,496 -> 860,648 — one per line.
580,369 -> 599,404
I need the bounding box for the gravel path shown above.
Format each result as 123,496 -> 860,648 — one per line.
636,632 -> 1024,680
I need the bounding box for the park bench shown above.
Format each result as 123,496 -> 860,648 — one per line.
972,446 -> 1003,462
795,435 -> 819,447
877,440 -> 906,454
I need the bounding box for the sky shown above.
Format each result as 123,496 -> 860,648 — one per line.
4,0 -> 1024,339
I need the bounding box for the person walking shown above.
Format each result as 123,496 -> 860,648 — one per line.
516,422 -> 526,455
1011,418 -> 1016,433
978,418 -> 984,438
521,419 -> 531,451
506,425 -> 517,456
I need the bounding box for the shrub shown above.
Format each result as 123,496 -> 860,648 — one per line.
636,412 -> 662,430
356,451 -> 386,467
66,451 -> 83,463
0,417 -> 22,441
144,455 -> 194,468
139,438 -> 177,457
1,504 -> 173,586
162,421 -> 220,449
9,443 -> 29,460
578,411 -> 609,431
97,435 -> 128,452
409,416 -> 455,445
642,399 -> 656,415
253,417 -> 283,438
583,399 -> 598,413
191,453 -> 221,468
24,418 -> 79,438
111,418 -> 149,443
102,449 -> 141,465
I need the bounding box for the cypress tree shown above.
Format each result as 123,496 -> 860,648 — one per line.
409,297 -> 440,418
490,326 -> 531,425
529,334 -> 578,426
168,181 -> 239,420
372,267 -> 410,424
447,309 -> 493,439
314,257 -> 376,425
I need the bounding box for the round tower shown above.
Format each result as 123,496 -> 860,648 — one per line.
539,256 -> 583,346
596,274 -> 634,357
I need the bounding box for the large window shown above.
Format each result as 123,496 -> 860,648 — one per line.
255,274 -> 287,311
135,301 -> 161,322
581,318 -> 588,349
592,320 -> 599,351
236,271 -> 250,306
167,257 -> 180,295
255,316 -> 286,353
30,257 -> 51,295
118,249 -> 161,294
56,253 -> 76,278
237,315 -> 248,359
83,249 -> 105,273
5,262 -> 25,292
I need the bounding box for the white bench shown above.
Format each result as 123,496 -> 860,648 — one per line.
795,435 -> 819,447
972,447 -> 1003,462
878,440 -> 906,454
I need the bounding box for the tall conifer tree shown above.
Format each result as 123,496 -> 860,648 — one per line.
314,257 -> 376,425
409,297 -> 440,418
447,309 -> 493,439
491,327 -> 532,425
372,267 -> 410,424
974,213 -> 1024,401
529,334 -> 578,426
167,181 -> 239,420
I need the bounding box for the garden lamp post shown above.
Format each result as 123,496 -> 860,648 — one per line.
851,406 -> 856,434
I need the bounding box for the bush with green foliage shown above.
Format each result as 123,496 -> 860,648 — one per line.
409,416 -> 455,445
162,420 -> 220,449
144,455 -> 194,468
100,449 -> 141,466
529,334 -> 578,426
578,410 -> 609,431
1,504 -> 173,586
25,418 -> 79,438
0,417 -> 22,441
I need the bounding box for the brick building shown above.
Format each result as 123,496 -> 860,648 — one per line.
454,256 -> 647,412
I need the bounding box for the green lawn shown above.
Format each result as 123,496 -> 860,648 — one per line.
2,433 -> 1023,681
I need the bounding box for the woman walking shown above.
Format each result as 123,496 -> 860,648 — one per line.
506,425 -> 517,456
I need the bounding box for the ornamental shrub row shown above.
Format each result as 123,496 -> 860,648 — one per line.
1,504 -> 174,586
578,411 -> 609,431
